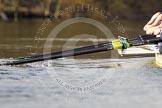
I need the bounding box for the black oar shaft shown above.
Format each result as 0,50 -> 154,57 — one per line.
2,42 -> 113,66
1,34 -> 162,66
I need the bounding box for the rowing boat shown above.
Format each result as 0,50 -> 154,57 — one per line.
118,44 -> 159,56
118,44 -> 162,68
155,53 -> 162,68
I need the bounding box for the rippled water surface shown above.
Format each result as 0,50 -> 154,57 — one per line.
0,58 -> 162,108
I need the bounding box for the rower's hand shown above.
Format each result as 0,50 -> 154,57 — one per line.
143,12 -> 162,36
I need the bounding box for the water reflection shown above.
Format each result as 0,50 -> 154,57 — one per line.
0,18 -> 145,58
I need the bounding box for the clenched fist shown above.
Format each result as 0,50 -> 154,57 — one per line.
143,12 -> 162,36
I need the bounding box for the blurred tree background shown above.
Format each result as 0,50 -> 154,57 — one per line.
0,0 -> 162,20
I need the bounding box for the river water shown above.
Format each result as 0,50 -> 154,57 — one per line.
0,18 -> 162,108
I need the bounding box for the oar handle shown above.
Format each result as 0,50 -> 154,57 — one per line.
144,37 -> 162,44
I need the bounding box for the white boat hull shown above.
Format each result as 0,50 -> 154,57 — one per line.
118,44 -> 159,56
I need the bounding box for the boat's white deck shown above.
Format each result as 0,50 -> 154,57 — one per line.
118,44 -> 159,56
